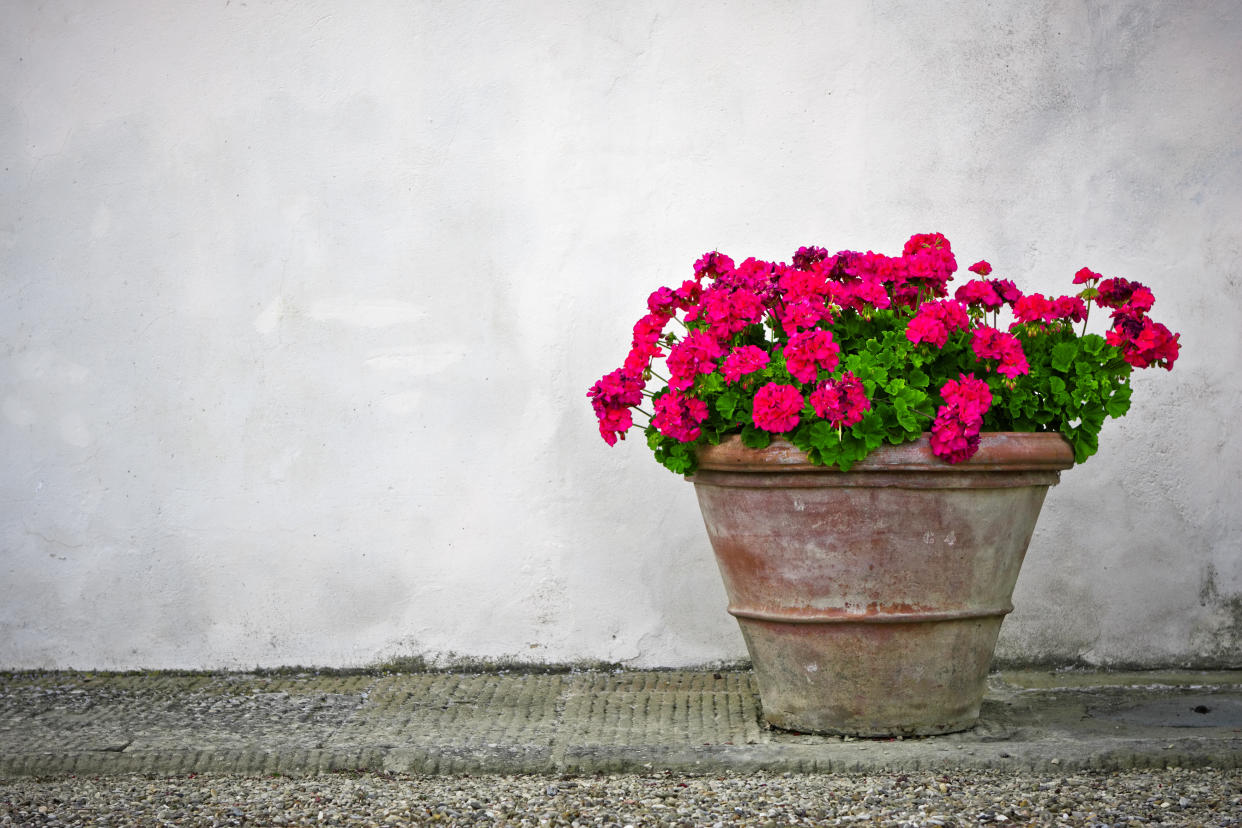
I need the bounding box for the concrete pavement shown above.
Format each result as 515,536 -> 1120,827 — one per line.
2,669 -> 1240,777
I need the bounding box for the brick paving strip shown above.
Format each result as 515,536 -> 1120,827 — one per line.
1,670 -> 1240,777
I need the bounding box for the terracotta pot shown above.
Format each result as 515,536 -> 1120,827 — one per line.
689,432 -> 1074,736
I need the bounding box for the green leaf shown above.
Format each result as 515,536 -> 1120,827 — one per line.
1080,333 -> 1106,356
697,372 -> 725,395
808,420 -> 837,452
1067,427 -> 1099,463
715,389 -> 741,421
740,424 -> 771,450
1051,341 -> 1077,373
1106,384 -> 1133,418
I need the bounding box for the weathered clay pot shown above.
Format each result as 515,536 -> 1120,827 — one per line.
689,432 -> 1074,736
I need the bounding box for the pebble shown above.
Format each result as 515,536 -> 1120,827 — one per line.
1,767 -> 1239,826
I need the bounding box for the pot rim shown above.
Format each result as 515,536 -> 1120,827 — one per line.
693,431 -> 1075,474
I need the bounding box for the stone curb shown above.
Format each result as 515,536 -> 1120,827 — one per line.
2,670 -> 1240,778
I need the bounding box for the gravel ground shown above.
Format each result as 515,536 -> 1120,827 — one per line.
2,768 -> 1240,826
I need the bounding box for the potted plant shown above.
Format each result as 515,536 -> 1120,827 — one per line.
588,233 -> 1180,736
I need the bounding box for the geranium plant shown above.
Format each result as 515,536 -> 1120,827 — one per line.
588,233 -> 1180,475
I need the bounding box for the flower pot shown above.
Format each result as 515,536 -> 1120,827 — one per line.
689,432 -> 1074,736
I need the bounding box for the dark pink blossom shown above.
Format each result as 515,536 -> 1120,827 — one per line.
718,257 -> 782,302
808,372 -> 871,428
646,287 -> 678,317
903,232 -> 953,256
687,286 -> 766,338
1052,295 -> 1088,323
1011,293 -> 1057,325
779,298 -> 833,334
673,279 -> 702,308
791,246 -> 831,270
652,391 -> 709,443
903,246 -> 957,299
955,279 -> 1004,311
847,250 -> 904,285
666,330 -> 723,391
971,326 -> 1030,378
991,279 -> 1023,305
783,329 -> 840,383
831,277 -> 891,312
930,373 -> 993,463
1127,286 -> 1155,313
941,373 -> 993,422
1074,267 -> 1101,285
1096,277 -> 1148,309
930,409 -> 983,463
693,251 -> 735,281
968,260 -> 993,276
1106,311 -> 1180,370
625,313 -> 671,374
778,267 -> 832,304
587,368 -> 645,446
906,300 -> 972,348
721,345 -> 770,383
752,383 -> 804,433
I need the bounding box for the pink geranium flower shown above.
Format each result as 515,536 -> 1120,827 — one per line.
666,329 -> 723,391
1095,277 -> 1148,309
783,329 -> 840,384
941,373 -> 993,421
971,326 -> 1030,378
809,372 -> 871,428
930,373 -> 993,463
721,345 -> 770,383
1052,295 -> 1088,323
955,279 -> 1004,311
906,300 -> 971,348
752,383 -> 804,433
651,391 -> 709,443
1107,311 -> 1180,370
1011,293 -> 1057,325
587,367 -> 646,446
693,251 -> 735,281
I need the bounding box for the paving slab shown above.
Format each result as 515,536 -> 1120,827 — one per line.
1,669 -> 1240,777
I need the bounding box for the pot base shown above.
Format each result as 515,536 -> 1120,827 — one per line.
741,616 -> 1002,736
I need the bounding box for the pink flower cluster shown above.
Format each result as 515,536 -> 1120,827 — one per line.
1012,293 -> 1087,325
667,330 -> 723,391
588,234 -> 1181,465
721,345 -> 770,383
753,383 -> 804,433
971,326 -> 1029,378
809,372 -> 871,429
954,275 -> 1022,311
930,374 -> 993,463
652,390 -> 709,442
906,300 -> 972,348
783,329 -> 840,383
586,368 -> 645,446
1088,275 -> 1179,370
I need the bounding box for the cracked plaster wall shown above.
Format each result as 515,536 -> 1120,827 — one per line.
2,1 -> 1240,670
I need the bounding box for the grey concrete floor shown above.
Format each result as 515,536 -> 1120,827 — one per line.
1,669 -> 1240,777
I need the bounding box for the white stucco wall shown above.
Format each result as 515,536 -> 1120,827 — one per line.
2,0 -> 1239,670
